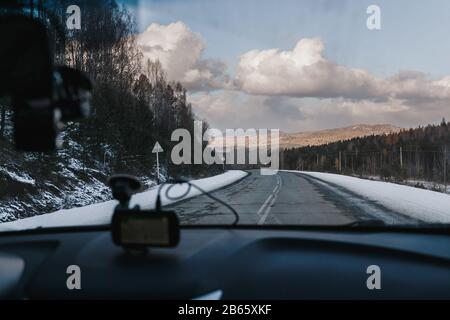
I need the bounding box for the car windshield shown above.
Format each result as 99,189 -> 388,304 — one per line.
1,0 -> 450,231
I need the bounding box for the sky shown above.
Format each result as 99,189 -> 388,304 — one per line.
121,0 -> 450,132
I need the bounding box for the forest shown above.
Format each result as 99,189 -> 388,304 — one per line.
0,0 -> 214,179
281,119 -> 450,192
0,0 -> 216,220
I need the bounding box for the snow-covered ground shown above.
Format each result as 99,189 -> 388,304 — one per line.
402,179 -> 449,194
0,170 -> 248,231
0,167 -> 36,185
355,174 -> 450,195
0,162 -> 112,222
294,171 -> 450,224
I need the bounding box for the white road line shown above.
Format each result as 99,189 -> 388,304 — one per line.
257,174 -> 282,225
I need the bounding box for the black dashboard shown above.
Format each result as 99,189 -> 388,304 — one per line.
1,226 -> 450,300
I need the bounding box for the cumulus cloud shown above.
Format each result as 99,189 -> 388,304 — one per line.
136,22 -> 230,91
136,22 -> 450,130
235,38 -> 450,103
190,90 -> 450,132
136,23 -> 450,106
190,91 -> 306,131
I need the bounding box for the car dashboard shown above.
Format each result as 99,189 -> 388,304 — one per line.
0,226 -> 450,300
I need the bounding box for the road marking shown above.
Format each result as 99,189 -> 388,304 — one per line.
257,174 -> 282,225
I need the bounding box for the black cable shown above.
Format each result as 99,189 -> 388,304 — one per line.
156,179 -> 240,226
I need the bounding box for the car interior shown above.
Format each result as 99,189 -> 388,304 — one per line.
0,0 -> 450,305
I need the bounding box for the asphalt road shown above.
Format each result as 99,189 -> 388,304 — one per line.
168,170 -> 418,226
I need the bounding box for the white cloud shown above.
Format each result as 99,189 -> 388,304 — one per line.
136,22 -> 230,91
136,22 -> 450,130
189,91 -> 304,131
190,90 -> 450,132
235,38 -> 450,102
136,23 -> 450,105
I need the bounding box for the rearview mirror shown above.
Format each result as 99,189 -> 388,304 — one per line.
0,14 -> 57,151
0,14 -> 92,152
54,66 -> 92,121
0,14 -> 53,98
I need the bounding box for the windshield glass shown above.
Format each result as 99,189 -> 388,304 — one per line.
1,0 -> 450,231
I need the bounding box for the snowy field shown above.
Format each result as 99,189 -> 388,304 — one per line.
294,171 -> 450,224
0,170 -> 248,231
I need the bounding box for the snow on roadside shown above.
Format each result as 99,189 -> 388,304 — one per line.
293,171 -> 450,223
0,170 -> 248,231
0,167 -> 36,185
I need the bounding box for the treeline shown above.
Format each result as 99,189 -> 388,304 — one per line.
1,0 -> 214,179
282,119 -> 450,189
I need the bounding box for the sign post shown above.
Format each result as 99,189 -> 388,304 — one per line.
152,141 -> 164,184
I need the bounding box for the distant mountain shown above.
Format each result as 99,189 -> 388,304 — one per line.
279,124 -> 402,149
209,124 -> 402,149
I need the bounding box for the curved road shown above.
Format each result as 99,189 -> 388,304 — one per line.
169,170 -> 418,226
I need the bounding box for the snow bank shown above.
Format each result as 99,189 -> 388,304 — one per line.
0,170 -> 248,231
295,171 -> 450,223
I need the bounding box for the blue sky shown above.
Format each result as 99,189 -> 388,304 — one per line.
120,0 -> 450,131
122,0 -> 450,78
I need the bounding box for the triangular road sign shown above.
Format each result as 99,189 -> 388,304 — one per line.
152,141 -> 164,153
